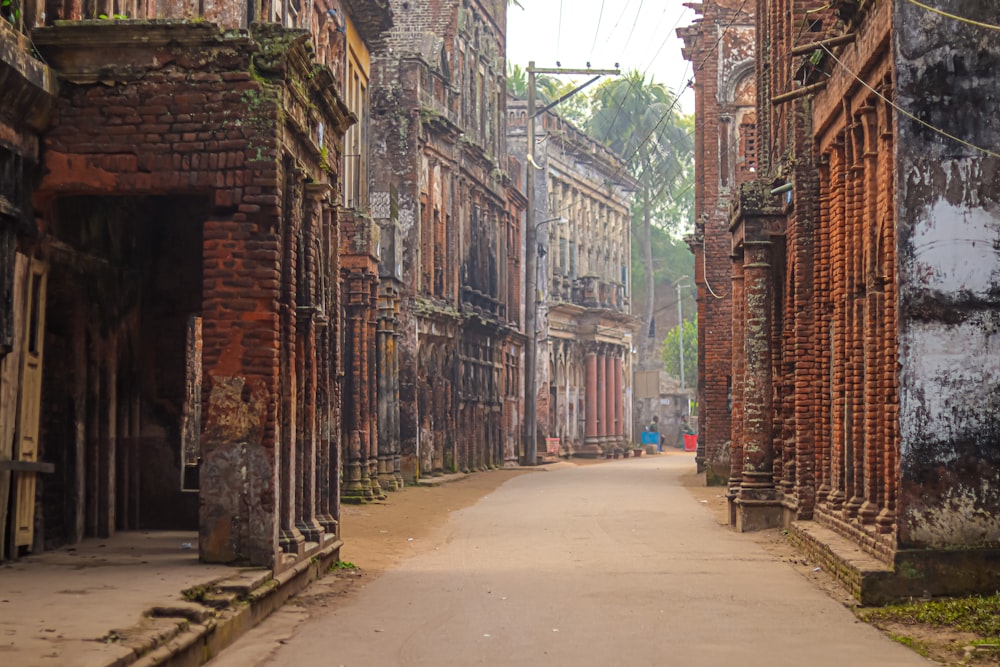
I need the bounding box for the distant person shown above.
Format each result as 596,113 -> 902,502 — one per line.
647,416 -> 661,452
679,416 -> 694,450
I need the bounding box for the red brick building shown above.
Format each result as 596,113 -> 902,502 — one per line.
679,0 -> 756,483
690,0 -> 1000,600
0,0 -> 390,570
369,0 -> 523,479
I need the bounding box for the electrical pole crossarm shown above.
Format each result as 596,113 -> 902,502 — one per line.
527,67 -> 621,76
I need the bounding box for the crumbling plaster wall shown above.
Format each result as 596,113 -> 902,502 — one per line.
894,1 -> 1000,548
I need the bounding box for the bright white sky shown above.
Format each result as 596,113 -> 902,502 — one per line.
506,0 -> 697,115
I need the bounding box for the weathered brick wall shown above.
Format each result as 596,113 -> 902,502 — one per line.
787,0 -> 897,558
32,22 -> 350,566
680,1 -> 754,484
892,0 -> 1000,549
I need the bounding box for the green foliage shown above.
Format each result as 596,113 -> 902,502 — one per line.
631,219 -> 694,289
2,0 -> 22,25
331,560 -> 358,571
660,316 -> 697,388
588,71 -> 693,233
507,62 -> 527,99
887,635 -> 931,658
858,594 -> 1000,639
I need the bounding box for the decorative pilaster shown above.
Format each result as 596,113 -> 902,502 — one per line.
279,166 -> 305,556
342,271 -> 372,502
365,276 -> 384,499
377,281 -> 402,491
732,182 -> 785,532
295,183 -> 330,544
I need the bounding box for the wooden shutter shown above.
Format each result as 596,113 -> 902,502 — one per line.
14,259 -> 46,549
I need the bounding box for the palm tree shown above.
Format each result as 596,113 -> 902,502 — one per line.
588,71 -> 693,366
507,63 -> 527,99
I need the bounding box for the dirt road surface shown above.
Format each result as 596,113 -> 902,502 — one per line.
209,455 -> 929,667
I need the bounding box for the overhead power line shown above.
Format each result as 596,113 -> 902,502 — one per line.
819,44 -> 1000,160
588,0 -> 606,62
616,0 -> 750,175
902,0 -> 1000,31
603,0 -> 634,49
623,0 -> 645,50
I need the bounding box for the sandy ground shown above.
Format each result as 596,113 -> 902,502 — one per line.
338,467 -> 534,575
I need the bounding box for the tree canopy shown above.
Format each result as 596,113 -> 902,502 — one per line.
661,317 -> 698,390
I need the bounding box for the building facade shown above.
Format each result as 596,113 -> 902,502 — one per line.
691,0 -> 1000,600
679,0 -> 756,482
370,0 -> 524,479
508,102 -> 635,457
0,0 -> 391,569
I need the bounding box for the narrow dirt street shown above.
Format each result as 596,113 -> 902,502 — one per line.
210,455 -> 929,667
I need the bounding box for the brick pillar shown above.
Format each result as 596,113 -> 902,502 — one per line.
604,352 -> 615,446
614,353 -> 624,445
875,92 -> 897,535
279,169 -> 305,557
296,184 -> 327,543
200,216 -> 282,566
827,140 -> 847,513
342,272 -> 371,502
584,349 -> 600,451
365,275 -> 383,499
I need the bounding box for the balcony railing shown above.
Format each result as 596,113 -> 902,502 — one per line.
551,275 -> 627,313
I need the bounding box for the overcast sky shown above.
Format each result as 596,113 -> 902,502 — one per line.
506,0 -> 696,114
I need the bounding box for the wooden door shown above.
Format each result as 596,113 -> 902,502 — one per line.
14,259 -> 46,550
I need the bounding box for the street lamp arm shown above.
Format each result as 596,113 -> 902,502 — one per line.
535,215 -> 567,231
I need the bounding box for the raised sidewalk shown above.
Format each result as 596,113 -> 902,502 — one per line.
0,531 -> 341,667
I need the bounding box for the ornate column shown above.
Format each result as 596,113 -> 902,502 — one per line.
365,276 -> 384,499
377,281 -> 401,491
728,250 -> 745,525
342,271 -> 372,502
733,182 -> 785,532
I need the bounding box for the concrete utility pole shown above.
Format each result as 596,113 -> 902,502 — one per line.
677,282 -> 687,389
523,62 -> 619,466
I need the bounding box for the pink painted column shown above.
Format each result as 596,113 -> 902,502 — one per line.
614,354 -> 624,441
596,350 -> 607,441
604,353 -> 615,444
585,350 -> 599,442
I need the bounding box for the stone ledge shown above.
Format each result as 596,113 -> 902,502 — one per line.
415,471 -> 467,487
124,538 -> 343,667
787,520 -> 893,605
788,521 -> 1000,605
